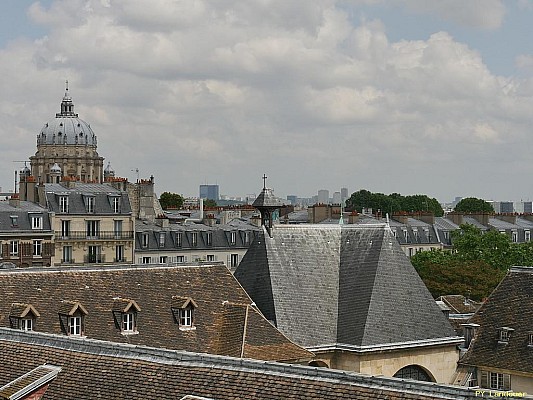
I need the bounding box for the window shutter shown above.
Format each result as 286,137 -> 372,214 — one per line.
503,374 -> 511,390
480,370 -> 488,388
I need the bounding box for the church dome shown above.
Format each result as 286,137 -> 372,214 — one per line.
37,85 -> 97,146
50,163 -> 62,174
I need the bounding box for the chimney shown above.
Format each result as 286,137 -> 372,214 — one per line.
470,213 -> 490,226
495,214 -> 517,224
392,213 -> 409,224
448,212 -> 463,226
413,212 -> 435,225
348,211 -> 359,224
9,193 -> 20,208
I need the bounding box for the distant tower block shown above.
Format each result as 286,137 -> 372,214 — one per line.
252,174 -> 283,236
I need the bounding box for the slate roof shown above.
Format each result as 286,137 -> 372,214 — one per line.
0,329 -> 480,400
43,183 -> 131,215
488,218 -> 520,230
460,266 -> 533,375
0,263 -> 310,362
0,201 -> 52,233
252,187 -> 284,208
235,224 -> 459,350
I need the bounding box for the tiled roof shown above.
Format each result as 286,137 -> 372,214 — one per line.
0,329 -> 480,400
0,263 -> 310,362
0,364 -> 60,400
436,295 -> 481,315
235,225 -> 459,349
460,266 -> 533,375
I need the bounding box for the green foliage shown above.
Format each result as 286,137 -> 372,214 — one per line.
412,223 -> 533,300
203,199 -> 217,208
345,190 -> 443,216
159,192 -> 184,210
454,197 -> 493,213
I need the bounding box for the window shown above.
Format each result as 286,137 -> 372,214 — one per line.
230,231 -> 236,245
59,196 -> 69,213
413,229 -> 419,242
116,245 -> 125,262
69,316 -> 82,336
142,256 -> 151,264
191,232 -> 198,247
443,231 -> 449,240
528,332 -> 533,346
403,229 -> 409,242
62,246 -> 73,263
176,232 -> 182,247
61,220 -> 70,238
21,318 -> 33,331
112,197 -> 120,213
159,232 -> 165,247
230,253 -> 239,269
10,216 -> 18,227
526,230 -> 531,242
86,196 -> 95,213
160,256 -> 168,264
408,248 -> 414,257
393,365 -> 433,382
244,231 -> 250,244
10,240 -> 19,256
114,220 -> 123,238
498,327 -> 514,343
512,230 -> 518,243
488,372 -> 510,390
31,215 -> 43,230
33,240 -> 42,257
206,232 -> 212,246
180,308 -> 193,327
86,220 -> 100,238
87,245 -> 101,263
122,313 -> 135,332
207,254 -> 215,261
176,255 -> 185,263
141,233 -> 149,248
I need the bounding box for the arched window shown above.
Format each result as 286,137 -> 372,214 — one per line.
308,360 -> 329,368
393,365 -> 434,382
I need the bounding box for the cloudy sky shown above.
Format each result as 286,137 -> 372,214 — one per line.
1,0 -> 533,203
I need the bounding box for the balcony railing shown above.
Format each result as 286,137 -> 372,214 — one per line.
55,231 -> 134,240
84,254 -> 106,263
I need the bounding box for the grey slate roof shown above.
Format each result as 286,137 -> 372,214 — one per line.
43,183 -> 131,215
235,224 -> 458,349
252,188 -> 284,208
0,201 -> 52,233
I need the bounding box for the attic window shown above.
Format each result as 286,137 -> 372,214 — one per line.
191,232 -> 198,247
529,332 -> 533,346
10,216 -> 18,227
58,301 -> 88,337
159,232 -> 165,247
176,232 -> 182,247
113,299 -> 141,335
31,215 -> 43,230
230,231 -> 236,245
206,232 -> 212,246
9,303 -> 40,331
141,233 -> 149,248
498,327 -> 514,343
85,196 -> 95,213
171,297 -> 198,331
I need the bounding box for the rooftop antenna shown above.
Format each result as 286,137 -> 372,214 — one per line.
12,161 -> 30,194
262,174 -> 267,189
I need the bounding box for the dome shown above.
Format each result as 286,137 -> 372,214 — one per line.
104,161 -> 115,177
20,165 -> 31,176
36,86 -> 98,146
50,163 -> 62,174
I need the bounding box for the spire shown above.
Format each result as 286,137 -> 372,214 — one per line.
57,80 -> 78,118
253,174 -> 283,237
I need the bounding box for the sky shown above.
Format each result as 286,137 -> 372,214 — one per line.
1,0 -> 533,203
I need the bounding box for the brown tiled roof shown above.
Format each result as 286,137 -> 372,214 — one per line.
0,263 -> 311,362
460,266 -> 533,375
0,329 -> 480,400
9,303 -> 40,318
437,295 -> 481,315
0,364 -> 60,400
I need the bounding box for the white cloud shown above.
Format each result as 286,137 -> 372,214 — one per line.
0,0 -> 532,201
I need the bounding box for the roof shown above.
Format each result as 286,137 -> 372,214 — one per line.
252,187 -> 284,208
488,218 -> 520,230
460,266 -> 533,375
0,364 -> 61,400
436,295 -> 481,315
0,263 -> 310,362
43,183 -> 132,215
0,329 -> 481,400
0,201 -> 52,233
434,217 -> 459,231
235,225 -> 459,350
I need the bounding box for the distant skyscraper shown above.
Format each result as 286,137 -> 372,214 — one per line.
341,187 -> 348,204
332,191 -> 341,204
317,190 -> 329,205
199,184 -> 219,200
286,195 -> 298,205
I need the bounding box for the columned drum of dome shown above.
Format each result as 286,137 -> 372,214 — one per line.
29,84 -> 104,184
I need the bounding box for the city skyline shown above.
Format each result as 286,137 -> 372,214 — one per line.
1,1 -> 533,202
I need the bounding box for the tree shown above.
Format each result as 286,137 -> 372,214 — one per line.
159,192 -> 184,210
454,197 -> 493,213
345,190 -> 443,216
203,199 -> 217,208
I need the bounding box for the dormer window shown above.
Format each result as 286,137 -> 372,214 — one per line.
111,196 -> 121,213
10,216 -> 18,227
403,229 -> 409,242
176,232 -> 182,247
86,196 -> 95,213
498,327 -> 514,343
191,232 -> 198,247
141,233 -> 149,248
206,232 -> 212,246
230,231 -> 236,245
59,196 -> 69,213
528,332 -> 533,346
113,299 -> 141,335
31,215 -> 43,230
9,303 -> 40,331
159,232 -> 165,247
171,297 -> 198,331
413,229 -> 419,242
58,301 -> 88,337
